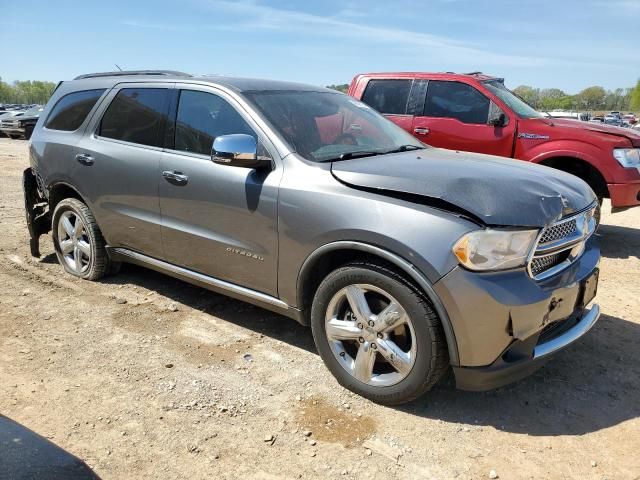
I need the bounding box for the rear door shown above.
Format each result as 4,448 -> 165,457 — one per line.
75,83 -> 171,259
158,85 -> 281,296
412,80 -> 514,157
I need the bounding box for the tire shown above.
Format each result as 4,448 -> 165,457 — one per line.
52,198 -> 112,280
9,134 -> 20,140
310,261 -> 449,405
24,127 -> 33,140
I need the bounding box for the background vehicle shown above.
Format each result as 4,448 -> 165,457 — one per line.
0,105 -> 43,139
604,114 -> 623,127
24,71 -> 600,405
543,111 -> 590,121
349,72 -> 640,212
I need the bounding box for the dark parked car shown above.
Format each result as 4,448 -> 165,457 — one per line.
24,71 -> 600,404
0,105 -> 43,139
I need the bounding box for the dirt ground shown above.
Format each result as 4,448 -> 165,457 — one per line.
1,137 -> 639,480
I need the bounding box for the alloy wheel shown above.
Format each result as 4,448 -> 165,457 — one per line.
57,210 -> 91,274
324,283 -> 417,386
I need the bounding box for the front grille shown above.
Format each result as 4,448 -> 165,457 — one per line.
530,251 -> 570,276
528,204 -> 596,280
539,219 -> 577,244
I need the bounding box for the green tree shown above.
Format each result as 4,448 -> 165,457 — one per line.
0,78 -> 57,104
630,80 -> 640,111
576,86 -> 606,110
327,84 -> 349,93
512,85 -> 540,108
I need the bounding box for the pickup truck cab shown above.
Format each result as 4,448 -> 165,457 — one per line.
349,72 -> 640,211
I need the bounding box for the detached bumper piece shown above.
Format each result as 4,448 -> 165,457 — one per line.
23,168 -> 50,257
453,304 -> 601,391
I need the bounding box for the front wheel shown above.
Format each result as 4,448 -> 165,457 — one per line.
310,262 -> 449,405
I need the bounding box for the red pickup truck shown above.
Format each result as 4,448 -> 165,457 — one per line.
349,72 -> 640,211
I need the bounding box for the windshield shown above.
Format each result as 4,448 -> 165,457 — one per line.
483,80 -> 544,119
243,90 -> 425,162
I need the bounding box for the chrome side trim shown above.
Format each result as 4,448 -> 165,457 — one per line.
112,248 -> 288,309
533,304 -> 600,358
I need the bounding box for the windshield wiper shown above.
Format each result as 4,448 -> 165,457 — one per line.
383,144 -> 424,154
321,151 -> 381,162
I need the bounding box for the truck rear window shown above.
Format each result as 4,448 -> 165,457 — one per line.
361,80 -> 411,115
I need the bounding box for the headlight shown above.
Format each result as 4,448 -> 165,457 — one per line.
613,148 -> 640,168
453,229 -> 538,271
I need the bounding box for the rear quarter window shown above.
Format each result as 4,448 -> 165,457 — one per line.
44,89 -> 106,131
361,79 -> 412,115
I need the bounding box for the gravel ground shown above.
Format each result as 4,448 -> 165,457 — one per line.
1,138 -> 639,480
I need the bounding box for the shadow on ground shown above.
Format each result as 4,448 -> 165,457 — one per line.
597,223 -> 640,259
0,415 -> 99,480
100,263 -> 639,438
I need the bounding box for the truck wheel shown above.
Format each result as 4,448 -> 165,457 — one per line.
24,127 -> 34,140
310,262 -> 448,405
52,198 -> 112,280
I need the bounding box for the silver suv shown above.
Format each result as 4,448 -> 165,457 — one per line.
24,71 -> 601,404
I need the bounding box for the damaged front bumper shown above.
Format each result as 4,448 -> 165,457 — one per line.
433,237 -> 600,390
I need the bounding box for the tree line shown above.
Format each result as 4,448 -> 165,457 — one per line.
513,81 -> 640,113
0,78 -> 58,104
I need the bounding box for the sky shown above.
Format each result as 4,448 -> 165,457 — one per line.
1,0 -> 639,93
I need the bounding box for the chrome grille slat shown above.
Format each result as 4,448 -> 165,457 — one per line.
528,204 -> 597,281
539,219 -> 577,244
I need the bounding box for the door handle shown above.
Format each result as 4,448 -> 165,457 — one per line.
414,127 -> 430,135
162,170 -> 189,185
75,153 -> 95,166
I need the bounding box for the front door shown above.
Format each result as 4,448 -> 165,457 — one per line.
411,80 -> 515,157
159,87 -> 281,296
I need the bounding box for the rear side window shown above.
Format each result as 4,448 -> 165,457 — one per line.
45,89 -> 105,131
99,88 -> 169,147
174,90 -> 256,156
424,81 -> 490,124
361,79 -> 411,115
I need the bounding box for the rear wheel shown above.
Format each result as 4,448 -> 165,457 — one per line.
52,198 -> 113,280
310,262 -> 448,405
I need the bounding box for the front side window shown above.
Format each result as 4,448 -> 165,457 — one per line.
424,81 -> 490,124
99,88 -> 168,147
244,90 -> 424,162
361,79 -> 412,115
45,89 -> 105,131
174,90 -> 256,156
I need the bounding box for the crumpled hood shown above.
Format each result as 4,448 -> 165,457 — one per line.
544,118 -> 640,147
331,148 -> 596,227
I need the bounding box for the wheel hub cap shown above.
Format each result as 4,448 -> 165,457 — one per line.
324,283 -> 417,387
57,211 -> 91,274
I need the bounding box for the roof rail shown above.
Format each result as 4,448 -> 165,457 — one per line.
73,70 -> 192,80
463,71 -> 483,76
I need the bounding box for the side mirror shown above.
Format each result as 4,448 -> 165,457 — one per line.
211,134 -> 270,169
488,112 -> 507,127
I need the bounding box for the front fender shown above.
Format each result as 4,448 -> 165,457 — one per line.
521,140 -> 613,182
296,240 -> 461,365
